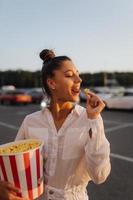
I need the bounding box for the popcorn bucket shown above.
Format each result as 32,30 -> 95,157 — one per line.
0,139 -> 44,200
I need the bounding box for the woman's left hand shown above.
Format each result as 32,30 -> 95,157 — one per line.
86,90 -> 105,119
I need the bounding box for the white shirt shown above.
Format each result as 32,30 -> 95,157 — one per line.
15,104 -> 111,200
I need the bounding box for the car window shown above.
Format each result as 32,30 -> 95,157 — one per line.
5,91 -> 24,95
124,92 -> 133,96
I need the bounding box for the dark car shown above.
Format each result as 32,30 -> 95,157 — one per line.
0,90 -> 32,105
26,88 -> 43,104
79,90 -> 87,102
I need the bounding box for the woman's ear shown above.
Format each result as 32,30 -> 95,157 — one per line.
47,78 -> 56,90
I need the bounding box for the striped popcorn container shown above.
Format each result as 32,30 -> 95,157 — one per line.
0,139 -> 44,200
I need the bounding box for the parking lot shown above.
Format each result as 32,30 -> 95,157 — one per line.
0,103 -> 133,200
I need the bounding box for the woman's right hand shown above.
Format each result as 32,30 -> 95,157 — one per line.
0,180 -> 28,200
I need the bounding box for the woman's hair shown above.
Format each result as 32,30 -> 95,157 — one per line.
40,49 -> 71,97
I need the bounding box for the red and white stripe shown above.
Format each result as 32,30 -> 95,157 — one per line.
0,148 -> 44,200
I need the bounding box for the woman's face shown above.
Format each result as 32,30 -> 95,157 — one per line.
48,60 -> 82,103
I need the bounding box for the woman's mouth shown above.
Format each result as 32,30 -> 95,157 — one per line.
71,88 -> 80,96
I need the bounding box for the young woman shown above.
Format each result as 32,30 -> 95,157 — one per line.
0,49 -> 111,200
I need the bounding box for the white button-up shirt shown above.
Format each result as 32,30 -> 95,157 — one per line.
15,104 -> 111,200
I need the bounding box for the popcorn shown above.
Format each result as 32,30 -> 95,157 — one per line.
0,139 -> 44,200
83,88 -> 90,96
0,141 -> 41,154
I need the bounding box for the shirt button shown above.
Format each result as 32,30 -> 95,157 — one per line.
49,190 -> 54,194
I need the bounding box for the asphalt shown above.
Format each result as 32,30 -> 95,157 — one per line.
0,103 -> 133,200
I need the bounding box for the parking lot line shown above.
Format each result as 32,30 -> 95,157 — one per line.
111,153 -> 133,163
0,121 -> 18,130
105,123 -> 133,133
104,120 -> 121,125
16,111 -> 30,115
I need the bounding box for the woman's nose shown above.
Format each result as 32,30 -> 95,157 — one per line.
79,77 -> 82,83
75,75 -> 82,83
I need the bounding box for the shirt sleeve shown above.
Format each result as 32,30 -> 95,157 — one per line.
84,114 -> 111,184
15,116 -> 28,141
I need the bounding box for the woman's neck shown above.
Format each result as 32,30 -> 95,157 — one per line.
48,100 -> 74,120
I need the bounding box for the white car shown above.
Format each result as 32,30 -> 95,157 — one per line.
105,89 -> 133,110
80,89 -> 113,103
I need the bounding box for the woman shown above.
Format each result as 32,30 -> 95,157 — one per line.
0,49 -> 111,200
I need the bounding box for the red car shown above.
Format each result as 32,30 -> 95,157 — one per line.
0,90 -> 32,105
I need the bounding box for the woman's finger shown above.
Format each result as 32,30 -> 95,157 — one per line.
94,100 -> 105,113
87,94 -> 104,108
7,182 -> 21,194
86,90 -> 103,104
85,90 -> 98,99
0,181 -> 21,194
87,95 -> 105,112
9,193 -> 28,200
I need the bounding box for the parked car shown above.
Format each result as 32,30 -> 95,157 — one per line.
93,86 -> 125,95
80,88 -> 112,103
26,88 -> 43,104
79,90 -> 87,102
1,85 -> 16,91
106,89 -> 133,110
0,90 -> 32,105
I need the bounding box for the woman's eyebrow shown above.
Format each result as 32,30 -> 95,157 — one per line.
64,69 -> 79,73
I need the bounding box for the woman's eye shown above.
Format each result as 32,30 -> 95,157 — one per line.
66,74 -> 73,77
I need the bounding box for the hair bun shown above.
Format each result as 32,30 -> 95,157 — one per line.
39,49 -> 55,63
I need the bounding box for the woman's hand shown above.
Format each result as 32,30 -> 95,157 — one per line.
0,180 -> 28,200
86,90 -> 105,119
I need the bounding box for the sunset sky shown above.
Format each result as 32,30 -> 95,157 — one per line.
0,0 -> 133,73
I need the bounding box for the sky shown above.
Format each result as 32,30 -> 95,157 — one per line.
0,0 -> 133,73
